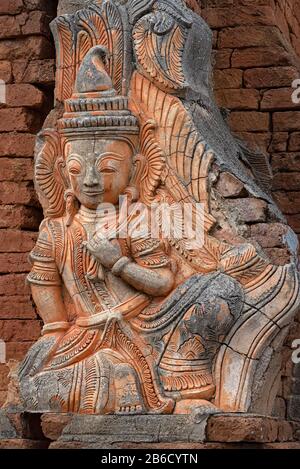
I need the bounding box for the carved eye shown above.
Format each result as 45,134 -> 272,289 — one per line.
96,159 -> 117,174
68,162 -> 82,175
100,167 -> 116,174
96,153 -> 123,174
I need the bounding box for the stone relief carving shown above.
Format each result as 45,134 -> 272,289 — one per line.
13,0 -> 300,416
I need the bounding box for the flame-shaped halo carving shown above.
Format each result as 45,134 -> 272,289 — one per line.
34,129 -> 67,218
133,10 -> 187,92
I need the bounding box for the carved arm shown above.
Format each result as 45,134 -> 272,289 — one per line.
31,284 -> 69,335
85,237 -> 175,297
114,260 -> 174,297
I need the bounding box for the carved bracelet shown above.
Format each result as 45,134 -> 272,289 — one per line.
42,321 -> 70,335
112,256 -> 131,277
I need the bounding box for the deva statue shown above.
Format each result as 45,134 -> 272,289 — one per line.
14,0 -> 299,416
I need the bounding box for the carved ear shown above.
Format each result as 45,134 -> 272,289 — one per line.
135,120 -> 165,204
34,129 -> 67,218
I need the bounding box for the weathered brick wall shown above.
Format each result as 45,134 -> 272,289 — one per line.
0,0 -> 57,406
0,0 -> 299,418
196,1 -> 300,243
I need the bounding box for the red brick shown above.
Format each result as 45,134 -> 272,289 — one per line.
41,414 -> 73,441
21,11 -> 50,36
0,61 -> 12,83
269,133 -> 289,153
0,364 -> 9,389
215,89 -> 259,110
185,0 -> 201,15
261,88 -> 300,111
0,134 -> 35,157
287,215 -> 300,233
289,133 -> 300,152
0,295 -> 36,319
215,172 -> 246,198
250,223 -> 291,248
13,59 -> 55,85
0,159 -> 33,181
0,181 -> 38,205
225,198 -> 268,223
0,16 -> 21,39
1,10 -> 51,40
203,6 -> 276,28
213,50 -> 231,69
206,415 -> 278,443
6,84 -> 45,108
274,192 -> 300,214
273,112 -> 300,131
272,153 -> 300,172
0,253 -> 31,274
0,205 -> 42,229
272,173 -> 300,191
0,230 -> 37,253
0,0 -> 23,15
212,30 -> 218,49
235,132 -> 271,153
213,69 -> 243,89
0,320 -> 41,342
0,274 -> 30,297
6,342 -> 35,360
0,108 -> 40,132
232,46 -> 293,69
244,67 -> 299,89
0,37 -> 53,61
219,26 -> 283,48
228,112 -> 270,132
24,0 -> 55,13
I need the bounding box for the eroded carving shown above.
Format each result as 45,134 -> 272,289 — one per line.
12,0 -> 300,416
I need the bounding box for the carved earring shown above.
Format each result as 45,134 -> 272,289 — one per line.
64,189 -> 79,227
122,155 -> 144,203
122,185 -> 139,203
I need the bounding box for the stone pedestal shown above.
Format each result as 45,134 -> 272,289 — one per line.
48,414 -> 209,449
1,410 -> 300,449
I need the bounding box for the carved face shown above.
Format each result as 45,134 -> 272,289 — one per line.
66,138 -> 133,209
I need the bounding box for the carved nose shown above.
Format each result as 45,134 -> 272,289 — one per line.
84,167 -> 100,187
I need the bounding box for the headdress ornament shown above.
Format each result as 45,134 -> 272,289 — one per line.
58,45 -> 139,135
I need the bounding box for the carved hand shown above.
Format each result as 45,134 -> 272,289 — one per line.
84,233 -> 121,269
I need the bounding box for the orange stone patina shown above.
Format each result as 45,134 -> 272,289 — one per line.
6,0 -> 299,417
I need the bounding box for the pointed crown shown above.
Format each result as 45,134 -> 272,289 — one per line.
58,45 -> 139,135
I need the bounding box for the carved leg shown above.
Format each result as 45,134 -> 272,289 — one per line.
100,318 -> 175,414
114,363 -> 144,414
157,274 -> 244,406
214,263 -> 300,413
